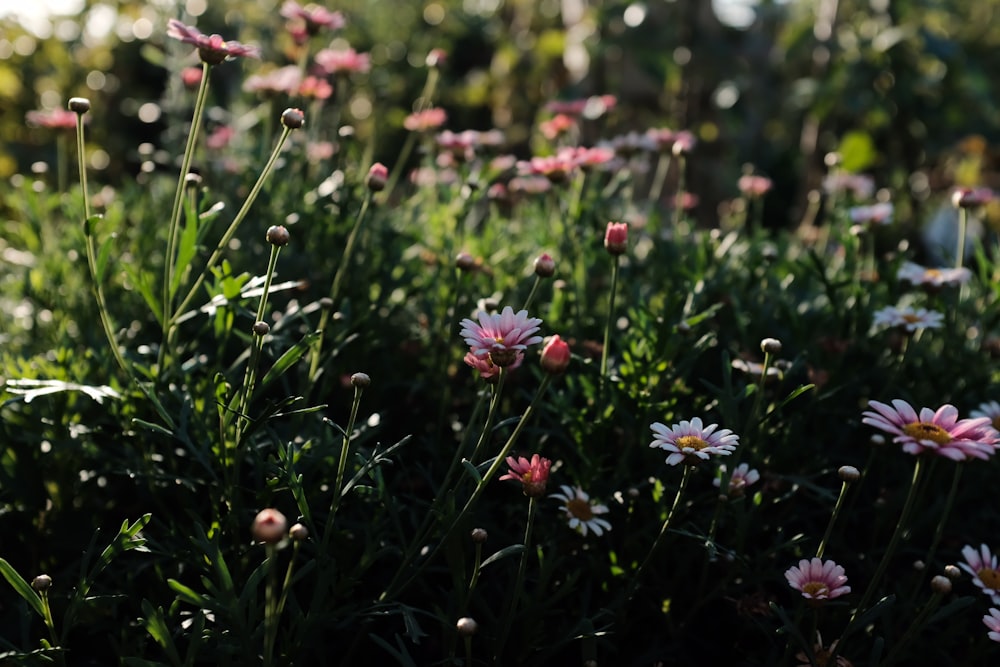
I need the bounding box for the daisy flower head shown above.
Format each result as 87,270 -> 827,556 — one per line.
960,544 -> 1000,604
500,454 -> 552,498
166,19 -> 260,65
785,558 -> 851,601
849,202 -> 894,225
984,608 -> 1000,643
713,462 -> 760,497
872,305 -> 944,332
897,261 -> 971,290
861,399 -> 998,461
650,418 -> 739,467
460,306 -> 543,368
550,485 -> 611,536
795,632 -> 853,667
463,350 -> 522,383
971,401 -> 1000,432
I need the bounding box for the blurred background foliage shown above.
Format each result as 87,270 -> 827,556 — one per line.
2,0 -> 999,227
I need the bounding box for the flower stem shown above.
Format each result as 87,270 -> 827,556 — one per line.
308,191 -> 373,379
816,477 -> 852,559
263,544 -> 278,667
380,375 -> 553,601
627,463 -> 692,601
497,497 -> 537,657
835,456 -> 927,658
521,275 -> 542,313
167,122 -> 294,346
600,255 -> 621,379
161,62 -> 211,350
956,206 -> 968,270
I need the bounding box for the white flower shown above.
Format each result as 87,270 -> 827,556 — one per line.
550,485 -> 611,537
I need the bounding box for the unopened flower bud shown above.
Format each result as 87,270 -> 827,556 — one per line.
930,575 -> 952,595
869,434 -> 886,447
266,225 -> 290,246
252,321 -> 270,336
351,372 -> 371,388
913,560 -> 925,571
540,335 -> 571,375
470,528 -> 488,544
838,465 -> 860,483
760,338 -> 782,355
366,162 -> 388,192
604,222 -> 628,255
68,97 -> 90,114
952,187 -> 994,209
281,108 -> 305,129
184,171 -> 203,188
944,564 -> 961,580
456,617 -> 478,637
31,574 -> 52,592
252,508 -> 288,544
425,48 -> 447,68
456,252 -> 476,272
533,253 -> 555,278
289,523 -> 309,541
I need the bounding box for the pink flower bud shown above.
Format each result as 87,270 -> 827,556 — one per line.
604,222 -> 628,255
533,253 -> 555,277
366,162 -> 388,192
540,335 -> 571,375
252,508 -> 288,544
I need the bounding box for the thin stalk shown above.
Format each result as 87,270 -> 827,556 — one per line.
627,464 -> 692,602
882,587 -> 946,667
834,457 -> 927,659
162,62 -> 211,348
956,207 -> 968,270
380,374 -> 553,601
816,477 -> 852,559
76,113 -> 129,378
39,590 -> 65,667
308,191 -> 373,380
169,123 -> 294,332
672,153 -> 687,230
320,381 -> 365,554
521,275 -> 543,313
497,497 -> 537,659
600,255 -> 621,379
233,243 -> 282,447
263,544 -> 278,667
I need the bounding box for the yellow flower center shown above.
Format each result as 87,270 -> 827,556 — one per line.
802,581 -> 830,597
925,269 -> 941,279
566,498 -> 594,521
522,471 -> 533,482
979,567 -> 1000,589
901,313 -> 922,324
676,435 -> 709,451
901,422 -> 952,446
992,416 -> 1000,431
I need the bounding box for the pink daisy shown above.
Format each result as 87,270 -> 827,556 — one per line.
959,544 -> 1000,604
984,608 -> 1000,642
785,558 -> 851,601
500,454 -> 552,498
403,107 -> 447,132
861,399 -> 998,461
459,306 -> 543,368
463,350 -> 522,382
315,47 -> 370,75
280,1 -> 345,34
713,462 -> 760,497
849,202 -> 894,225
897,261 -> 971,289
972,401 -> 1000,432
166,19 -> 260,65
25,108 -> 79,130
649,418 -> 739,467
738,174 -> 773,198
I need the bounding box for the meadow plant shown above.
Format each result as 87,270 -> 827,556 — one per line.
4,3 -> 1000,666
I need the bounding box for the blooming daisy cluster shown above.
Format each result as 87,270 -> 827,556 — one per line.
459,306 -> 543,371
862,399 -> 999,461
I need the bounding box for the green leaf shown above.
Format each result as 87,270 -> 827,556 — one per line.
480,544 -> 526,570
0,558 -> 44,618
167,579 -> 210,608
95,230 -> 117,284
139,600 -> 183,666
461,459 -> 482,484
838,130 -> 877,173
257,330 -> 322,391
170,209 -> 199,299
123,264 -> 163,326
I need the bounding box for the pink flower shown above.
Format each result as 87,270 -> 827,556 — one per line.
849,202 -> 894,225
366,162 -> 388,192
960,544 -> 1000,604
516,154 -> 578,183
972,401 -> 1000,432
645,127 -> 677,152
460,307 -> 543,367
315,47 -> 370,75
952,186 -> 994,208
166,19 -> 260,65
671,130 -> 697,155
463,350 -> 521,382
713,462 -> 760,497
785,558 -> 851,601
425,48 -> 447,68
25,108 -> 78,130
540,114 -> 576,140
861,399 -> 999,461
404,108 -> 447,132
298,76 -> 333,100
206,125 -> 235,150
604,222 -> 628,255
822,173 -> 875,199
650,418 -> 740,467
244,66 -> 303,96
571,146 -> 616,170
180,66 -> 203,89
738,174 -> 773,198
280,1 -> 345,34
984,608 -> 1000,642
500,454 -> 552,498
540,335 -> 571,375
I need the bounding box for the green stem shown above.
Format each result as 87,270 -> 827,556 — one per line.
835,457 -> 927,659
600,255 -> 621,379
497,497 -> 537,659
816,478 -> 852,560
263,544 -> 278,667
627,464 -> 692,602
521,275 -> 542,313
161,62 -> 211,357
76,113 -> 130,379
309,191 -> 373,379
321,382 -> 365,554
956,207 -> 968,270
169,123 -> 294,334
882,588 -> 946,667
380,374 -> 553,601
